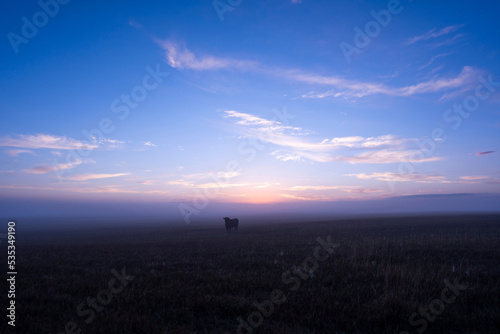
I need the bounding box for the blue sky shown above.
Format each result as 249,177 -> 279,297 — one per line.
1,0 -> 499,218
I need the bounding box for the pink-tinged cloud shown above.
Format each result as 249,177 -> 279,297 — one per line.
0,184 -> 171,196
197,182 -> 251,189
347,172 -> 446,183
290,185 -> 359,191
224,110 -> 442,164
459,175 -> 490,181
476,151 -> 495,156
5,149 -> 35,157
181,171 -> 242,180
458,176 -> 500,184
0,134 -> 98,150
329,150 -> 442,164
289,185 -> 382,194
137,180 -> 154,185
62,173 -> 131,181
280,193 -> 332,201
24,160 -> 84,174
347,188 -> 384,194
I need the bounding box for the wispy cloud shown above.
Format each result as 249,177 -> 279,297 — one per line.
347,188 -> 384,194
290,185 -> 356,191
280,193 -> 331,201
458,175 -> 500,184
165,171 -> 245,189
226,111 -> 407,149
289,185 -> 382,194
404,25 -> 464,45
378,71 -> 399,81
321,135 -> 409,149
280,191 -> 379,201
61,173 -> 130,181
395,66 -> 477,96
418,52 -> 453,71
459,175 -> 489,181
346,172 -> 446,183
476,151 -> 496,156
347,172 -> 500,184
81,186 -> 171,195
225,110 -> 441,164
159,41 -> 478,99
167,179 -> 267,189
167,180 -> 195,187
429,33 -> 466,49
197,182 -> 250,189
128,19 -> 143,29
287,66 -> 478,99
157,40 -> 257,70
271,151 -> 303,162
99,138 -> 125,147
224,110 -> 306,134
329,150 -> 441,164
182,171 -> 242,180
24,160 -> 86,174
167,171 -> 281,191
5,149 -> 35,157
144,141 -> 157,147
254,182 -> 280,189
0,184 -> 171,196
0,134 -> 98,150
438,83 -> 476,101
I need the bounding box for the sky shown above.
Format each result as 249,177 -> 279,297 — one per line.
1,0 -> 499,221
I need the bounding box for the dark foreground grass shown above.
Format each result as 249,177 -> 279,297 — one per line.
5,214 -> 500,333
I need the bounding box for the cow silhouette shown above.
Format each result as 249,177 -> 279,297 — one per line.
223,217 -> 239,232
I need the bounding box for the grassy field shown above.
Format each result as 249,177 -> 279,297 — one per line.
5,214 -> 500,333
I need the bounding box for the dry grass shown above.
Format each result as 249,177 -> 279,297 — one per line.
6,214 -> 500,333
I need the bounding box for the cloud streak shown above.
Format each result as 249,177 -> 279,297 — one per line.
158,40 -> 257,71
347,172 -> 500,184
418,52 -> 453,71
182,171 -> 242,180
5,149 -> 35,157
24,160 -> 86,174
404,25 -> 464,45
160,40 -> 478,99
329,150 -> 441,164
289,185 -> 382,194
61,173 -> 131,181
459,175 -> 500,184
0,134 -> 98,150
476,151 -> 495,156
224,110 -> 441,164
346,172 -> 446,183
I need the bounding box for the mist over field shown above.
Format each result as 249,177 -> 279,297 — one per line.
2,192 -> 499,230
2,0 -> 500,332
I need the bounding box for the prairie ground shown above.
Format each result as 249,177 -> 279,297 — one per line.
5,214 -> 500,333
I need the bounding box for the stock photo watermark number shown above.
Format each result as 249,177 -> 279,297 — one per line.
5,221 -> 17,327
